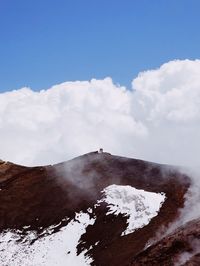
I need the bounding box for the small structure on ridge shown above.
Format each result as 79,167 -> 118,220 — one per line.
99,148 -> 103,154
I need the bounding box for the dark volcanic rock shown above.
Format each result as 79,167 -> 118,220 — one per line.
183,253 -> 200,265
0,152 -> 191,265
131,219 -> 200,266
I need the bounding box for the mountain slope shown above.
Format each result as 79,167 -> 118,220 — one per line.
0,152 -> 191,265
131,218 -> 200,265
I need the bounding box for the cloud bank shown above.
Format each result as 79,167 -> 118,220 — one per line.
1,59 -> 200,167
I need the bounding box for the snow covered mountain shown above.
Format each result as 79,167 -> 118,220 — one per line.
0,152 -> 192,265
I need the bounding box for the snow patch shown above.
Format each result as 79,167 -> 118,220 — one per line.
0,185 -> 166,265
98,184 -> 166,235
0,212 -> 95,266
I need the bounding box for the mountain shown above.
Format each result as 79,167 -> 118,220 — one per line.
0,152 -> 193,265
131,218 -> 200,266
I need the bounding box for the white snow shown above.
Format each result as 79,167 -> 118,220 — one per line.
0,212 -> 95,266
87,208 -> 93,214
0,184 -> 166,265
98,184 -> 166,235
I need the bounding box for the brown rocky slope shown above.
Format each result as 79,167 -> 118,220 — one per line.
0,152 -> 193,265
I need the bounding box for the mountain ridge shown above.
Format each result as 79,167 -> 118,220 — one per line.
0,151 -> 192,265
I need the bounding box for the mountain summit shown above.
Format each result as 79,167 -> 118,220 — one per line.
0,152 -> 194,265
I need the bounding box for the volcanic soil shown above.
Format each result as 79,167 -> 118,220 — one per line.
0,152 -> 191,265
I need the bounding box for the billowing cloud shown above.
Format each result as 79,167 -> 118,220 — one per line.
1,59 -> 200,167
0,78 -> 146,165
132,59 -> 200,167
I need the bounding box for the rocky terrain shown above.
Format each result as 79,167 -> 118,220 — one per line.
0,151 -> 196,265
131,218 -> 200,266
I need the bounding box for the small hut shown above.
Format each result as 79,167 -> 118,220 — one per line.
99,148 -> 103,154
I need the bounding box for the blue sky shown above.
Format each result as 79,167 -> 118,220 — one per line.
0,0 -> 200,92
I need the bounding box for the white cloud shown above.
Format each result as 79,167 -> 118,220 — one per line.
132,59 -> 200,123
132,59 -> 200,167
0,78 -> 146,165
1,59 -> 200,167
